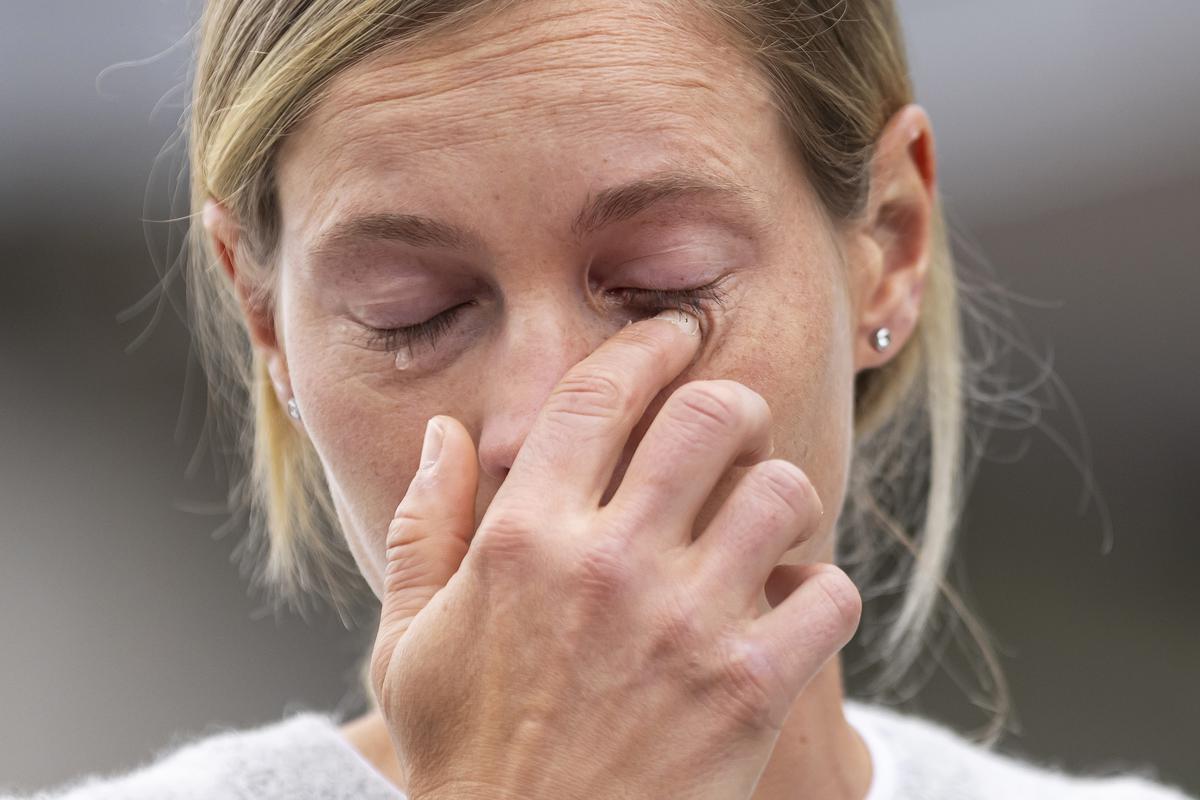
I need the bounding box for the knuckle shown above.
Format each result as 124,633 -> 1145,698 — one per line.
750,459 -> 818,521
810,568 -> 864,638
383,535 -> 465,591
473,506 -> 537,567
653,590 -> 706,652
667,380 -> 754,436
706,637 -> 780,731
570,537 -> 633,601
546,367 -> 633,421
385,501 -> 427,549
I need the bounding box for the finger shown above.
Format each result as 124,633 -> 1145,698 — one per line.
372,414 -> 479,694
600,379 -> 774,545
746,563 -> 862,699
685,459 -> 823,604
503,309 -> 703,512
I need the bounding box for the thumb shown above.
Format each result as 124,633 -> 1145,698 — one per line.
372,414 -> 479,691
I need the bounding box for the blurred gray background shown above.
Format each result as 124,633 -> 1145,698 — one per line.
2,0 -> 1197,795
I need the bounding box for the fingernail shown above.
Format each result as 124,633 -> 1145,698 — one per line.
653,308 -> 700,336
420,416 -> 444,470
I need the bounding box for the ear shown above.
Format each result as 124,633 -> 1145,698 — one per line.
848,104 -> 937,373
201,198 -> 297,422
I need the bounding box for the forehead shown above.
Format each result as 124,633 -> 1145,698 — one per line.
275,0 -> 794,246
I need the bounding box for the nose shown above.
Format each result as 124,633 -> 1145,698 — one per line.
475,304 -> 615,484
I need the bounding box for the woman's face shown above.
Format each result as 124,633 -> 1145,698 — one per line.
266,0 -> 893,599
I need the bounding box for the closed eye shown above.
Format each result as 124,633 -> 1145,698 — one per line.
358,276 -> 730,356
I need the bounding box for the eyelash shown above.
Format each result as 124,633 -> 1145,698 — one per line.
359,277 -> 730,355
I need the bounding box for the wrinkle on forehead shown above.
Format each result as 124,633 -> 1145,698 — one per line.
275,0 -> 792,244
339,0 -> 739,97
286,0 -> 768,151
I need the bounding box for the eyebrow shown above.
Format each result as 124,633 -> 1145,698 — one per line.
570,170 -> 763,238
306,168 -> 764,261
308,212 -> 477,260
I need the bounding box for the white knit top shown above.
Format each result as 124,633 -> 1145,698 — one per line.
10,700 -> 1193,799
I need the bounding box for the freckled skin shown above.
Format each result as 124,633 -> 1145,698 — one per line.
274,0 -> 859,599
213,0 -> 949,794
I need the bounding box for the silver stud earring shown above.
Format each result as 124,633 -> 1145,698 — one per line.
286,397 -> 302,421
871,327 -> 892,352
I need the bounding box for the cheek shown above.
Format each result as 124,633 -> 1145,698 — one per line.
693,266 -> 855,551
278,244 -> 857,587
285,324 -> 447,586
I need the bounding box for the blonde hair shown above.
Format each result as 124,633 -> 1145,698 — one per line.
185,0 -> 1006,736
